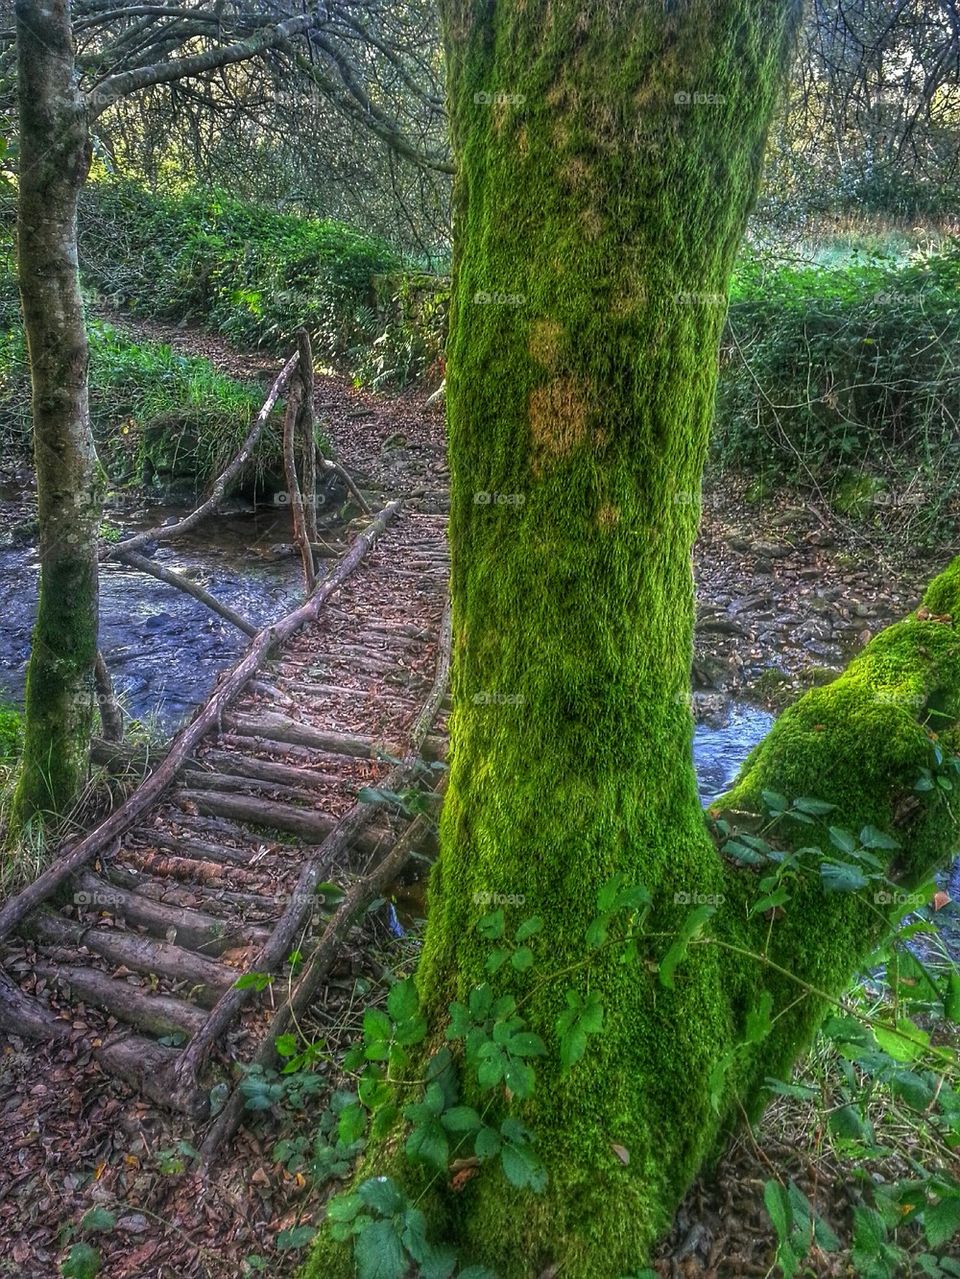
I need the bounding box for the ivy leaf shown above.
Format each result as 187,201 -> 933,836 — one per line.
511,947 -> 534,972
485,948 -> 510,975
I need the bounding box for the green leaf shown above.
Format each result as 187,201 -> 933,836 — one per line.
475,1125 -> 501,1158
357,1177 -> 405,1218
763,1179 -> 789,1241
792,796 -> 836,816
764,1077 -> 819,1100
276,1225 -> 317,1250
944,971 -> 960,1023
509,1032 -> 547,1058
514,916 -> 543,943
828,826 -> 858,854
386,978 -> 419,1024
80,1208 -> 116,1233
355,1218 -> 407,1279
829,1104 -> 871,1142
761,789 -> 789,813
503,1057 -> 536,1099
363,1008 -> 392,1043
274,1033 -> 298,1058
338,1103 -> 368,1145
874,1018 -> 929,1063
405,1119 -> 449,1171
61,1243 -> 100,1279
233,971 -> 271,991
585,914 -> 609,950
511,947 -> 535,972
440,1105 -> 482,1133
478,910 -> 505,940
745,992 -> 773,1044
819,861 -> 869,893
723,840 -> 766,865
924,1195 -> 960,1249
500,1143 -> 548,1193
749,887 -> 790,918
485,948 -> 510,975
659,904 -> 716,989
859,825 -> 901,851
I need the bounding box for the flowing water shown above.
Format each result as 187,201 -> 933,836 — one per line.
0,501 -> 303,730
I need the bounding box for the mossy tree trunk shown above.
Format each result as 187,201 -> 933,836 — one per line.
11,0 -> 100,830
302,2 -> 960,1275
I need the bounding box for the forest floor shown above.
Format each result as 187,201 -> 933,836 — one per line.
2,318 -> 958,1279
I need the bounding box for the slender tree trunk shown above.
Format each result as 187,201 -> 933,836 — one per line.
304,4 -> 813,1275
11,0 -> 100,831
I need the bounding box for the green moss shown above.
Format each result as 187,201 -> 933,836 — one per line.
11,551 -> 99,828
303,4 -> 806,1277
712,573 -> 960,1125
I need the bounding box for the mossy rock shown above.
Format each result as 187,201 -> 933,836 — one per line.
831,473 -> 886,518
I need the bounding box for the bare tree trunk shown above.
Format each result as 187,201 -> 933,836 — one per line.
297,328 -> 319,547
11,0 -> 100,831
93,651 -> 123,743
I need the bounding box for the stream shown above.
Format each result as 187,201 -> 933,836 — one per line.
0,499 -> 303,730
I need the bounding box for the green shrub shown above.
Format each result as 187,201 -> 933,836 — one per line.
0,704 -> 22,761
79,179 -> 401,361
716,244 -> 960,484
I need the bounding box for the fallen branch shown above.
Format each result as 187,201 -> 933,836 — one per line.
322,457 -> 371,514
282,363 -> 315,592
100,350 -> 299,562
113,548 -> 258,637
0,497 -> 403,947
298,328 -> 320,546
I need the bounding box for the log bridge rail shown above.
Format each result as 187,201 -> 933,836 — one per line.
0,336 -> 451,1165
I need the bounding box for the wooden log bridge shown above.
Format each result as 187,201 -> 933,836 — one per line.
0,491 -> 452,1135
